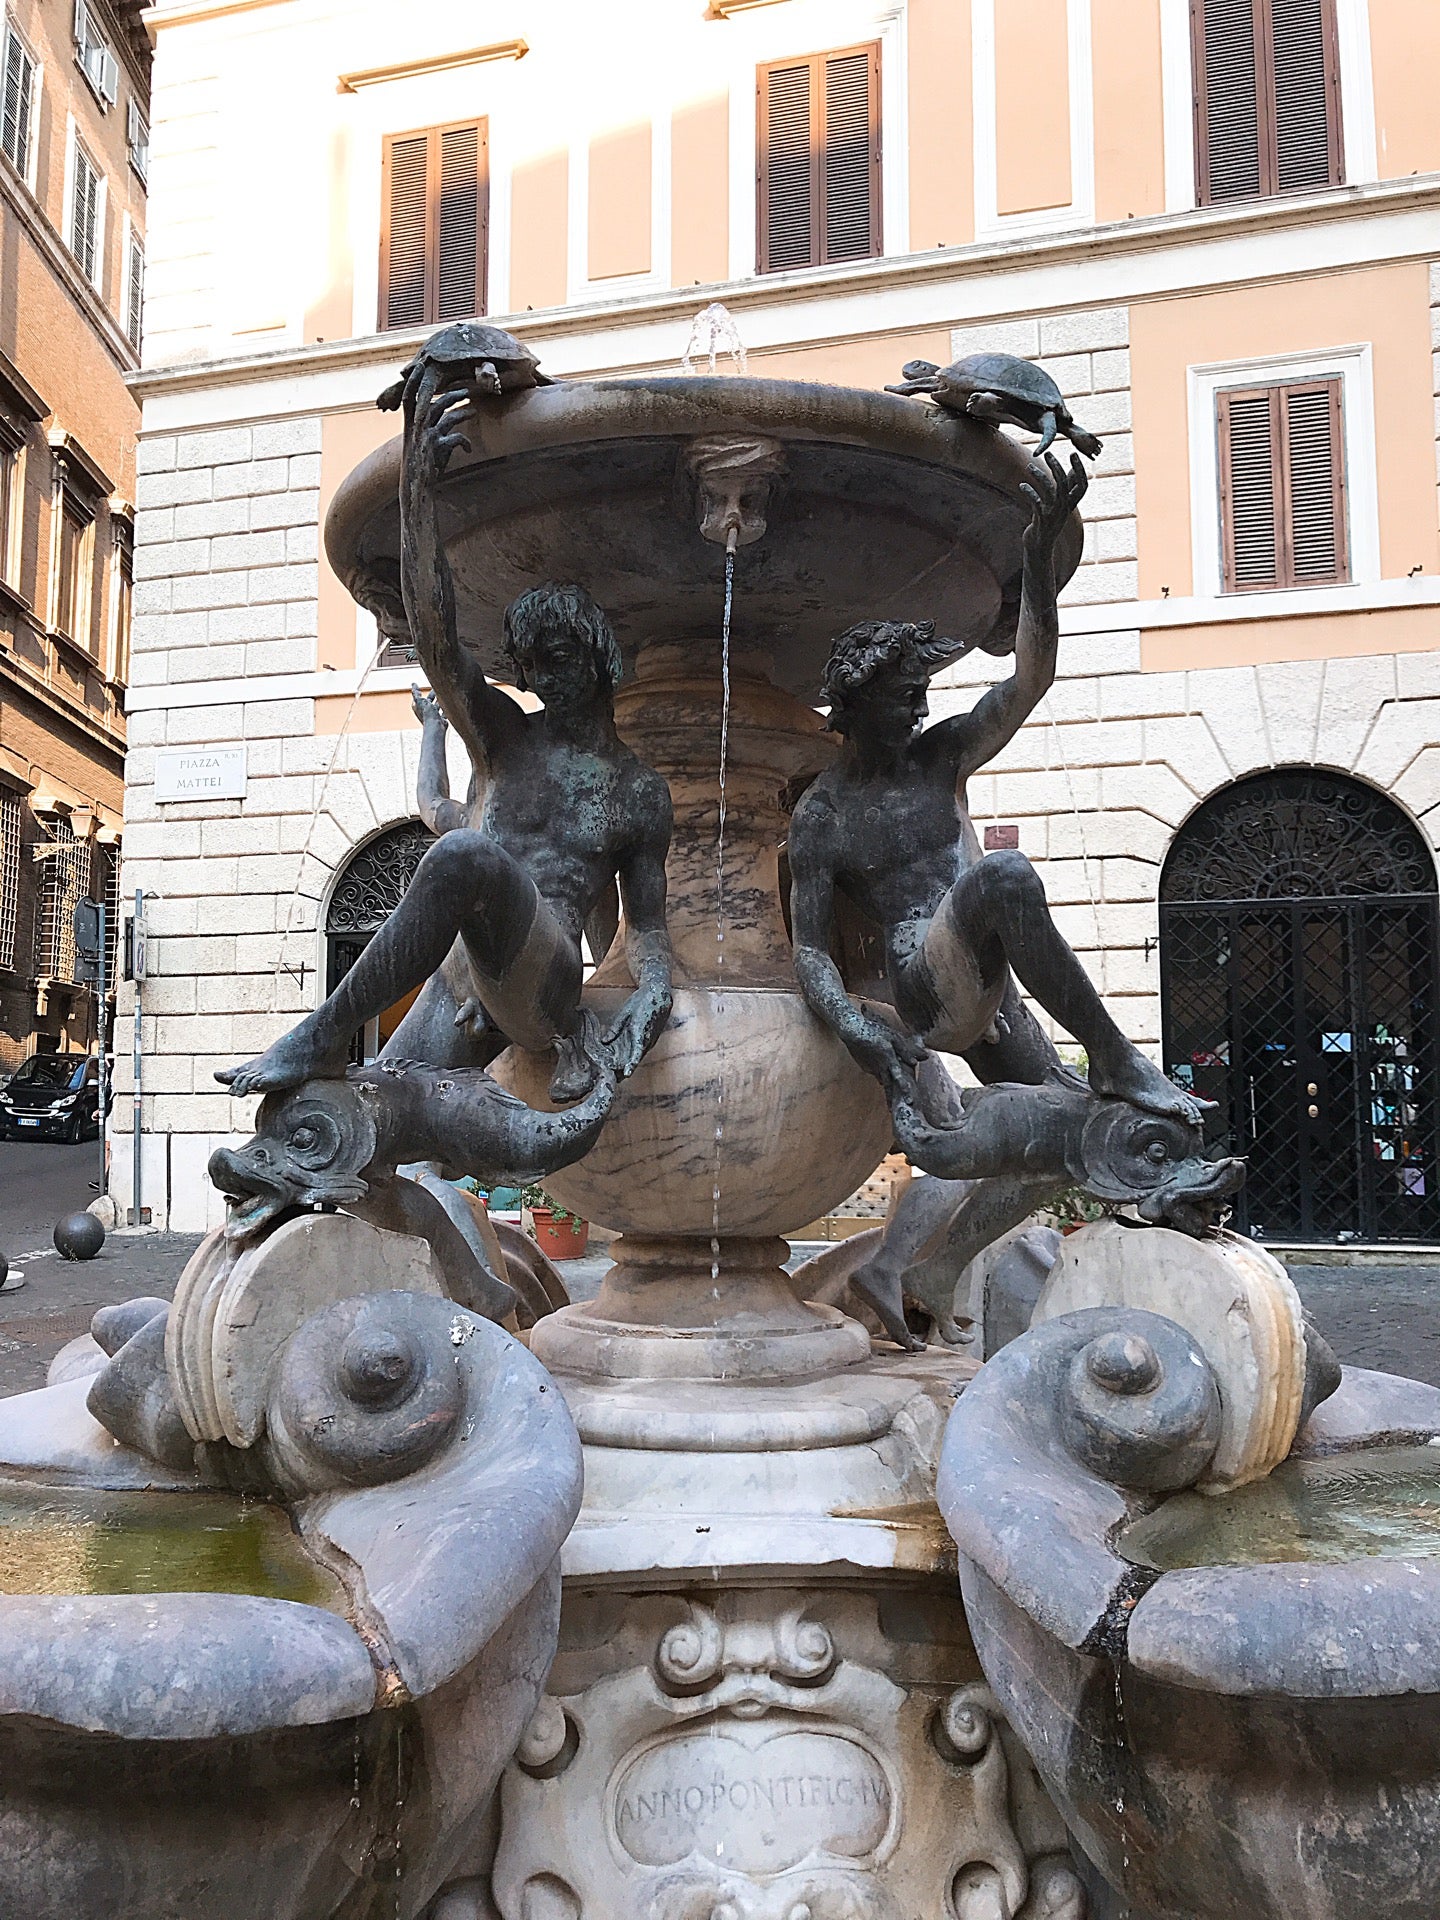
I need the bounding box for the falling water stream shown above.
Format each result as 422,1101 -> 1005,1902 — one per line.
710,532 -> 738,1290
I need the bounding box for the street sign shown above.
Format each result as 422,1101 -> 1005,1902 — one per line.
73,897 -> 102,983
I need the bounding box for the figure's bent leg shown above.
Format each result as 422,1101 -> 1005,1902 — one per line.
963,980 -> 1086,1092
944,851 -> 1202,1123
219,832 -> 541,1095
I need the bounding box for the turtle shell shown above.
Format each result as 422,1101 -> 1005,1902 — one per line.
946,353 -> 1066,410
412,322 -> 543,375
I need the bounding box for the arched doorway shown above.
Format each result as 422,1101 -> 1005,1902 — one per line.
1160,769 -> 1440,1244
325,820 -> 434,1065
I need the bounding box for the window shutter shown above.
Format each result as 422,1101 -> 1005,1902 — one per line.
436,122 -> 483,322
822,45 -> 881,264
1193,0 -> 1263,203
758,44 -> 880,275
1193,0 -> 1340,203
380,121 -> 487,331
2,31 -> 34,178
759,60 -> 814,273
1281,380 -> 1346,583
126,235 -> 144,352
1218,388 -> 1281,589
1268,0 -> 1342,193
1218,378 -> 1347,591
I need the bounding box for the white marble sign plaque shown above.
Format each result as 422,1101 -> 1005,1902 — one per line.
154,745 -> 248,803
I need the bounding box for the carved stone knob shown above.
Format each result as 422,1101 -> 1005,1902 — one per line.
1059,1310 -> 1221,1493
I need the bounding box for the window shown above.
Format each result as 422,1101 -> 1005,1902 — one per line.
110,518 -> 132,682
69,138 -> 103,286
1,25 -> 36,182
126,96 -> 147,183
53,482 -> 95,644
757,44 -> 881,274
1192,0 -> 1342,204
0,417 -> 19,586
33,815 -> 88,983
73,0 -> 118,107
125,232 -> 144,351
0,791 -> 20,972
379,120 -> 488,331
1217,378 -> 1348,591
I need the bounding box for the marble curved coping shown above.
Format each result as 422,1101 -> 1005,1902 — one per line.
0,1591 -> 375,1739
0,1306 -> 583,1727
942,1326 -> 1440,1682
937,1308 -> 1148,1655
297,1305 -> 583,1702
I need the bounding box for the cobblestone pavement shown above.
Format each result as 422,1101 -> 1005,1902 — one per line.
2,1133 -> 1438,1399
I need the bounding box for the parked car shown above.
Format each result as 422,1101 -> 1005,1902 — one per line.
0,1056 -> 104,1144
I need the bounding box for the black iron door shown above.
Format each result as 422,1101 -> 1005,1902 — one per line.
324,820 -> 434,1068
1159,771 -> 1440,1244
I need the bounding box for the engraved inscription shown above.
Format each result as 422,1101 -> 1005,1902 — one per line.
613,1724 -> 891,1871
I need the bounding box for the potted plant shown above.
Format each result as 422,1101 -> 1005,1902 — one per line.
517,1184 -> 590,1260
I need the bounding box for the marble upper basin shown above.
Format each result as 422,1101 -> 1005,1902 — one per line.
324,374 -> 1083,700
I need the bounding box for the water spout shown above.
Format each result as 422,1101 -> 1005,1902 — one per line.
686,434 -> 785,549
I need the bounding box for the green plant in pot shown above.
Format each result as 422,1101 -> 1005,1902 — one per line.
515,1184 -> 590,1260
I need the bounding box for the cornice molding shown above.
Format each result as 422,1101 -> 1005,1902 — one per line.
0,648 -> 127,760
337,39 -> 527,93
127,171 -> 1440,405
145,0 -> 288,34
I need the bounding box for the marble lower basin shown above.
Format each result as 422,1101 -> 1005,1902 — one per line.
0,1300 -> 582,1919
938,1308 -> 1440,1920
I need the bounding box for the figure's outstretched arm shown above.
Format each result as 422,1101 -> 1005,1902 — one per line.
411,684 -> 470,837
927,453 -> 1087,780
789,796 -> 927,1101
603,774 -> 675,1079
399,364 -> 525,773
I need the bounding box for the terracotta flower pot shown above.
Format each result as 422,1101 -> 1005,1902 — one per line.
531,1208 -> 589,1261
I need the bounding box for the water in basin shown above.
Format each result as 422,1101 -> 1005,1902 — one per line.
1121,1445 -> 1440,1571
0,1478 -> 346,1607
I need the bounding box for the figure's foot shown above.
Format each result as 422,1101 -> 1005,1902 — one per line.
548,1019 -> 602,1104
850,1256 -> 925,1352
1088,1044 -> 1211,1126
216,1023 -> 350,1097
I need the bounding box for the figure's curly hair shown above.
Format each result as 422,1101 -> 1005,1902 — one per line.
502,582 -> 623,694
820,620 -> 967,731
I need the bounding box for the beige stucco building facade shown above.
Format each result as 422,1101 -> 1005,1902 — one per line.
119,0 -> 1440,1240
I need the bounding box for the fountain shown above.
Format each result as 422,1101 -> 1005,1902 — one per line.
2,321 -> 1432,1918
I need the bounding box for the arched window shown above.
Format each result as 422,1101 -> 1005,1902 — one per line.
1160,769 -> 1438,1244
325,821 -> 434,1064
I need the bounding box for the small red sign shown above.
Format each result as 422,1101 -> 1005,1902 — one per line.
984,823 -> 1020,851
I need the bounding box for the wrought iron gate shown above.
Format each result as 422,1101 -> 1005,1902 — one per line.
1160,770 -> 1440,1244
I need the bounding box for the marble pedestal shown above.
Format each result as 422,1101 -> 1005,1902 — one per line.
471,1350 -> 1088,1920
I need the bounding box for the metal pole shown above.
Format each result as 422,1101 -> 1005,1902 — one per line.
132,886 -> 143,1227
96,899 -> 107,1193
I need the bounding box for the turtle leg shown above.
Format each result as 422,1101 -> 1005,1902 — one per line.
962,390 -> 1012,429
1034,409 -> 1058,456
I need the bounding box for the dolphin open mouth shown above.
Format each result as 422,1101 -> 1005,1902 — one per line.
1138,1155 -> 1247,1235
207,1146 -> 294,1242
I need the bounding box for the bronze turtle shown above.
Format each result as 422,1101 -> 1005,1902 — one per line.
377,322 -> 553,412
886,351 -> 1103,459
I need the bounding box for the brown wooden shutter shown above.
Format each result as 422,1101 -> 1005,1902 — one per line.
758,44 -> 880,274
1218,378 -> 1347,592
380,120 -> 488,331
1192,0 -> 1341,205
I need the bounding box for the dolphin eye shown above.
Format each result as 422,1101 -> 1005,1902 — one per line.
291,1125 -> 317,1150
1146,1140 -> 1169,1164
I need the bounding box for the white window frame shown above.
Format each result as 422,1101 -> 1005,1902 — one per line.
1188,344 -> 1379,604
726,0 -> 909,284
48,459 -> 97,646
972,0 -> 1093,240
1159,0 -> 1377,214
66,122 -> 106,290
0,16 -> 41,189
72,0 -> 118,110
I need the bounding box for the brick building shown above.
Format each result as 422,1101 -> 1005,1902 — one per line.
122,0 -> 1440,1244
0,0 -> 148,1070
